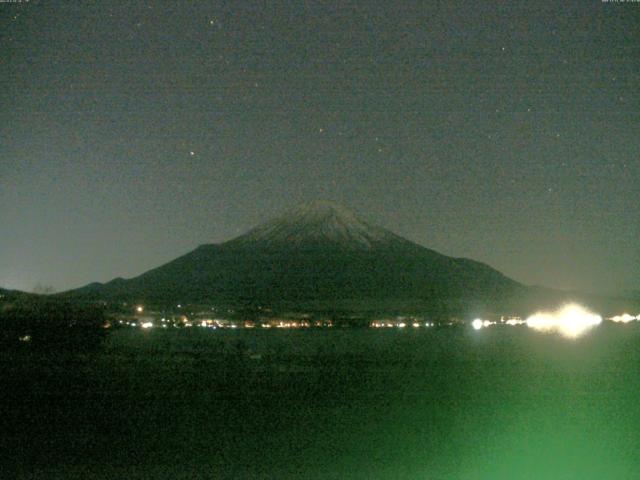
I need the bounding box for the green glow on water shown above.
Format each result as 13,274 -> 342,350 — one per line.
6,325 -> 640,479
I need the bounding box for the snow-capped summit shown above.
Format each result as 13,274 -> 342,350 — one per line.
226,200 -> 408,250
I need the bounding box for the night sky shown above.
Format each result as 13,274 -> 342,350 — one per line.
1,1 -> 638,294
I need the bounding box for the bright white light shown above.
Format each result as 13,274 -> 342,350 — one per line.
471,318 -> 484,330
483,320 -> 492,328
412,322 -> 420,328
136,305 -> 144,313
397,322 -> 406,328
526,304 -> 601,338
141,322 -> 153,329
610,313 -> 636,323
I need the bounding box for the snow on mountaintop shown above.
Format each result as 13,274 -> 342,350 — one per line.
226,201 -> 408,250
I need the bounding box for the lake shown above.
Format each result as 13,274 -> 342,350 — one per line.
2,324 -> 639,479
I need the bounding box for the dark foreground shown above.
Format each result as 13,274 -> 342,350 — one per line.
2,325 -> 639,479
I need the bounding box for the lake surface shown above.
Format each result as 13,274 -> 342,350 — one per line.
2,324 -> 639,479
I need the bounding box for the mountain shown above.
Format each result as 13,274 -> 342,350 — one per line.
0,287 -> 39,303
63,201 -> 571,316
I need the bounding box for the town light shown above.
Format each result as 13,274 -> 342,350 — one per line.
471,318 -> 484,330
526,304 -> 601,338
610,313 -> 636,323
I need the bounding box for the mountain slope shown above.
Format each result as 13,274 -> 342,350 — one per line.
66,201 -> 525,313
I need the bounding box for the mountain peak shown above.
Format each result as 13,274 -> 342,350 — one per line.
225,201 -> 407,250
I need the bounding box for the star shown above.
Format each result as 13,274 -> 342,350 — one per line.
189,151 -> 195,156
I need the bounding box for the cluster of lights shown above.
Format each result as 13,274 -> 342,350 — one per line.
119,319 -> 175,329
470,304 -> 612,338
504,318 -> 526,326
609,313 -> 640,323
119,317 -> 338,330
371,321 -> 436,328
272,321 -> 308,328
125,304 -> 638,337
474,316 -> 525,329
525,304 -> 602,338
471,318 -> 495,330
